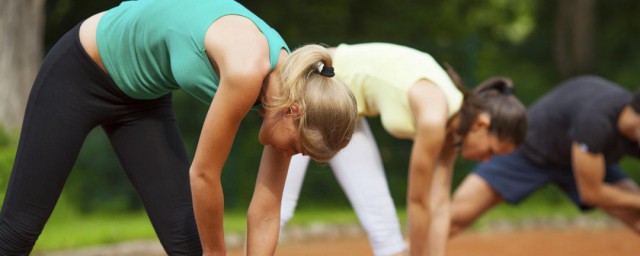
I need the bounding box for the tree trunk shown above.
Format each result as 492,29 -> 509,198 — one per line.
555,0 -> 596,79
0,0 -> 45,131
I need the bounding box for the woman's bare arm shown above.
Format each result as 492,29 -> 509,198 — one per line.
190,15 -> 271,255
428,141 -> 457,256
246,146 -> 292,255
407,79 -> 450,256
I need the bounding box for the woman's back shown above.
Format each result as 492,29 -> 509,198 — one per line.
333,43 -> 463,138
97,0 -> 288,104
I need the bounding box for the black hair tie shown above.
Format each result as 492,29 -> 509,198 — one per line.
502,86 -> 514,95
320,66 -> 335,77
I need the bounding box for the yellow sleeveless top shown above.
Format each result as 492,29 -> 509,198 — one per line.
333,43 -> 463,139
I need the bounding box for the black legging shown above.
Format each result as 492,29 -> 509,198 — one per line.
0,23 -> 202,255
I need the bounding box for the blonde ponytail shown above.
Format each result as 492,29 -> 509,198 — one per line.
266,44 -> 357,162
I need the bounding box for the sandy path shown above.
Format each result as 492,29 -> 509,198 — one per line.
40,226 -> 640,256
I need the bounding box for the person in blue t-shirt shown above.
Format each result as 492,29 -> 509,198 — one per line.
450,76 -> 640,238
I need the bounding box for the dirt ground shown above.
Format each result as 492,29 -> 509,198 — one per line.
41,226 -> 640,256
445,227 -> 640,256
235,227 -> 640,256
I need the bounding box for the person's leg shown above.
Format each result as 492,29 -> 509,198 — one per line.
0,24 -> 101,254
330,119 -> 405,256
102,95 -> 201,255
449,174 -> 503,237
450,149 -> 551,238
280,154 -> 311,228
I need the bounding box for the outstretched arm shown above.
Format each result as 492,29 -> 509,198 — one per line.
407,79 -> 449,256
191,16 -> 271,255
572,142 -> 640,210
190,70 -> 263,255
428,137 -> 457,256
246,146 -> 292,255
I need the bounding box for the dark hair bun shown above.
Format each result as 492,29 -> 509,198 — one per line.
476,77 -> 514,95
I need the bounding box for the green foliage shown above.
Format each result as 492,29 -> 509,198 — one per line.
0,126 -> 11,148
38,0 -> 640,214
0,2 -> 634,252
63,129 -> 142,213
596,1 -> 640,90
0,127 -> 17,203
619,157 -> 640,183
45,0 -> 124,50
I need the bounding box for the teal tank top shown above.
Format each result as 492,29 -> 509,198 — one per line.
96,0 -> 290,104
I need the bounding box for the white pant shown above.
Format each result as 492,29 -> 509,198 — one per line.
280,119 -> 406,256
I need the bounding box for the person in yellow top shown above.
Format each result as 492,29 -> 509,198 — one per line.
280,43 -> 527,256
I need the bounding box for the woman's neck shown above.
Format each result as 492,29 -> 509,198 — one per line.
260,50 -> 287,103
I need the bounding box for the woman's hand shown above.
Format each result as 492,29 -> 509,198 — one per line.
246,146 -> 292,255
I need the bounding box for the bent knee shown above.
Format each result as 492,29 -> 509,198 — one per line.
0,216 -> 42,254
449,213 -> 474,238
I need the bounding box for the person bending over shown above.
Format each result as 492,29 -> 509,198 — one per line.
451,76 -> 640,238
0,0 -> 357,255
280,43 -> 527,256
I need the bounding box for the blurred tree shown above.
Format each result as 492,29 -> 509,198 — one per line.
28,0 -> 639,212
555,0 -> 597,78
596,0 -> 640,87
0,0 -> 45,131
242,0 -> 545,207
45,0 -> 124,50
43,0 -> 136,212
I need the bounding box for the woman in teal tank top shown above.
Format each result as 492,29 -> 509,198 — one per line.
0,0 -> 357,255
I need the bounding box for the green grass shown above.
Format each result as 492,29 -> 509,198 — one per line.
33,197 -> 610,253
33,206 -> 250,252
33,206 -> 368,252
36,207 -> 365,251
23,176 -> 616,253
461,185 -> 610,232
32,194 -> 156,252
288,185 -> 611,234
471,200 -> 606,231
287,207 -> 361,227
35,210 -> 156,252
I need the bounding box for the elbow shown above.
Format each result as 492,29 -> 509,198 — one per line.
408,192 -> 430,212
450,213 -> 471,238
189,166 -> 219,187
189,166 -> 204,184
